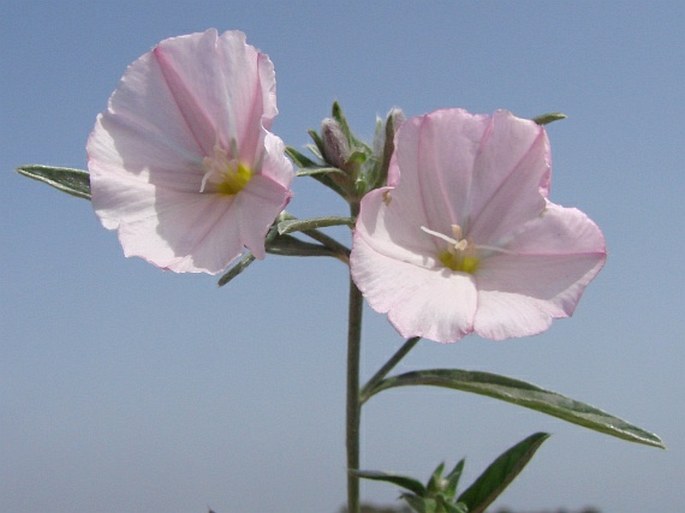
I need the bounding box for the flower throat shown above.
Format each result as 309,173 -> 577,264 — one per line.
201,144 -> 253,195
421,224 -> 480,274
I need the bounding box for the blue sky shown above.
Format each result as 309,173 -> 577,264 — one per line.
2,2 -> 684,512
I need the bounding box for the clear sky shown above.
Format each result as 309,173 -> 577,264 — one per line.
2,2 -> 684,512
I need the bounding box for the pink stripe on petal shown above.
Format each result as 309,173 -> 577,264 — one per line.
214,30 -> 277,162
153,37 -> 218,157
468,112 -> 550,242
412,109 -> 487,230
474,203 -> 606,334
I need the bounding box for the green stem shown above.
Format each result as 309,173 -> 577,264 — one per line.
302,229 -> 350,264
360,336 -> 421,404
346,202 -> 363,513
277,211 -> 351,263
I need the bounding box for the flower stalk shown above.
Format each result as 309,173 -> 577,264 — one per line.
346,201 -> 363,513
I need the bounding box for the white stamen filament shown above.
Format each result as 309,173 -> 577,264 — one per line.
420,225 -> 460,245
420,224 -> 515,256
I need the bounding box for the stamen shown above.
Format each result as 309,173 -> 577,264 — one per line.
420,225 -> 458,245
421,224 -> 480,274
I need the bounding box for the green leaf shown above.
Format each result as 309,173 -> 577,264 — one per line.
532,112 -> 567,125
217,252 -> 256,287
285,146 -> 318,168
266,233 -> 340,258
295,166 -> 346,178
444,459 -> 465,497
365,369 -> 664,448
355,470 -> 427,497
17,164 -> 91,200
286,145 -> 348,199
306,130 -> 326,160
401,494 -> 437,513
457,432 -> 550,513
373,108 -> 400,189
331,101 -> 356,146
426,462 -> 446,495
277,216 -> 354,235
331,101 -> 372,153
436,496 -> 468,513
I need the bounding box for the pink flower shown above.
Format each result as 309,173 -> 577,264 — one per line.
87,29 -> 294,274
350,109 -> 606,342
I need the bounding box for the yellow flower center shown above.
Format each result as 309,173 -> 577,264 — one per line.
421,224 -> 480,274
201,144 -> 253,196
215,161 -> 252,195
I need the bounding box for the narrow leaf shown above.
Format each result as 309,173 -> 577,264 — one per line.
295,166 -> 346,178
458,432 -> 550,513
297,157 -> 347,198
426,462 -> 446,495
217,252 -> 256,287
445,459 -> 465,497
437,497 -> 468,513
285,146 -> 318,168
307,130 -> 326,160
401,494 -> 437,513
266,234 -> 339,258
277,216 -> 354,235
331,101 -> 355,145
17,164 -> 91,199
366,369 -> 664,448
355,470 -> 427,497
331,101 -> 370,152
532,112 -> 567,125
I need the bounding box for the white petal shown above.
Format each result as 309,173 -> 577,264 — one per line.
351,235 -> 478,343
473,202 -> 606,339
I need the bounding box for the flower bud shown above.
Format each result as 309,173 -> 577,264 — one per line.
370,107 -> 405,190
320,117 -> 351,170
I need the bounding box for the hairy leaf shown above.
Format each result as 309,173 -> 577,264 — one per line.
17,165 -> 91,199
365,369 -> 664,448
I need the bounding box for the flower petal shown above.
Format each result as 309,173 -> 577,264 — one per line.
473,202 -> 606,339
355,187 -> 440,267
110,186 -> 241,274
468,110 -> 551,244
152,29 -> 277,162
351,234 -> 478,343
391,109 -> 489,235
237,174 -> 292,260
260,130 -> 295,189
